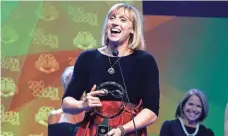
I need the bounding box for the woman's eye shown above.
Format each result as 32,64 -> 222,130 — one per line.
110,17 -> 115,20
121,18 -> 126,22
197,105 -> 202,108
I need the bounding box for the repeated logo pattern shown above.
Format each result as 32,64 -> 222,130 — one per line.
1,132 -> 14,136
1,57 -> 20,71
35,106 -> 55,127
1,77 -> 18,98
1,105 -> 20,125
1,25 -> 19,44
35,54 -> 60,74
31,28 -> 59,49
28,80 -> 59,100
68,5 -> 98,26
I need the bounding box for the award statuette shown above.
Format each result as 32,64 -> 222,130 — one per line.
95,81 -> 126,136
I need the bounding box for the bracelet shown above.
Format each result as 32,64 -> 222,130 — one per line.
117,126 -> 125,136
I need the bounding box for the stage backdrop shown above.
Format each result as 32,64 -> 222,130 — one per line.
1,1 -> 227,136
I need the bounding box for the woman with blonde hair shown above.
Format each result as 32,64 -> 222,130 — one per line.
62,3 -> 160,136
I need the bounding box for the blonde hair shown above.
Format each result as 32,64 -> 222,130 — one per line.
101,3 -> 145,50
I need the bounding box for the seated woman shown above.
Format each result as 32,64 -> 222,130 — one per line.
160,89 -> 214,136
225,103 -> 228,136
48,66 -> 85,136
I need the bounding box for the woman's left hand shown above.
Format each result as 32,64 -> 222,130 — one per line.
105,128 -> 122,136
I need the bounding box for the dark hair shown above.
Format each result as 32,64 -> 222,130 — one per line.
175,89 -> 209,122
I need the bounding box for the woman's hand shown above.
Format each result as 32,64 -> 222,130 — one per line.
81,85 -> 105,111
106,128 -> 122,136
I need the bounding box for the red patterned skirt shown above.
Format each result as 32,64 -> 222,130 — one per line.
75,101 -> 147,136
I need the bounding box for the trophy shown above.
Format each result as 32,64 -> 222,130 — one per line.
95,81 -> 126,136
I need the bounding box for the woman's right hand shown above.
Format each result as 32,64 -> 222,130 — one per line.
81,85 -> 105,111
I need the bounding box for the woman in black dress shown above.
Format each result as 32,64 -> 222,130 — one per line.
160,89 -> 214,136
62,2 -> 160,136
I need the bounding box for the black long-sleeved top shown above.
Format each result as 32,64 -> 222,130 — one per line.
160,119 -> 214,136
48,123 -> 79,136
63,49 -> 160,116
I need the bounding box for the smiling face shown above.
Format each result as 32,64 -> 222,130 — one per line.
101,3 -> 145,50
106,7 -> 133,46
183,95 -> 203,123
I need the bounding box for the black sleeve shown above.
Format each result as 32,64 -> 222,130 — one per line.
141,53 -> 160,116
207,128 -> 215,136
48,124 -> 66,136
62,51 -> 88,100
159,121 -> 171,136
200,125 -> 215,136
48,125 -> 56,136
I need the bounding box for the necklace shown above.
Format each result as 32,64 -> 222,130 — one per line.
107,56 -> 121,74
178,118 -> 199,136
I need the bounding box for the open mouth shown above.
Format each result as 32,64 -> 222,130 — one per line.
110,28 -> 121,34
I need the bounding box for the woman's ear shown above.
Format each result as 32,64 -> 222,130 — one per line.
130,29 -> 134,34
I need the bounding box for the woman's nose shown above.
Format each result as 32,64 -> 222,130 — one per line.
112,19 -> 120,26
192,106 -> 198,112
